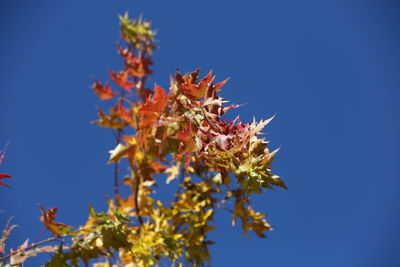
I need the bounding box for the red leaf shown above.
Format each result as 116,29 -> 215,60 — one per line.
153,84 -> 168,109
198,71 -> 214,94
0,173 -> 11,179
214,78 -> 230,92
118,45 -> 152,78
40,207 -> 73,237
109,70 -> 136,92
91,81 -> 117,100
0,178 -> 11,188
177,70 -> 213,99
138,84 -> 169,128
117,102 -> 134,124
177,121 -> 197,168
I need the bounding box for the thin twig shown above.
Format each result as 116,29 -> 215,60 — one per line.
114,129 -> 122,199
200,107 -> 219,132
133,174 -> 144,227
132,50 -> 150,229
0,224 -> 98,263
174,167 -> 185,202
0,236 -> 58,262
218,204 -> 234,214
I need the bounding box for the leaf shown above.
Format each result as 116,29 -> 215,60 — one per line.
93,108 -> 126,130
141,84 -> 169,113
177,121 -> 197,169
197,71 -> 214,97
91,81 -> 117,100
165,164 -> 180,184
211,173 -> 222,185
117,101 -> 134,125
0,173 -> 11,188
40,207 -> 73,237
108,143 -> 134,164
214,78 -> 230,91
177,70 -> 214,99
118,45 -> 153,78
109,69 -> 136,92
138,84 -> 169,128
44,245 -> 70,267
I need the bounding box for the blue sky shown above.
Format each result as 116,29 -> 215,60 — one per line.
1,0 -> 399,266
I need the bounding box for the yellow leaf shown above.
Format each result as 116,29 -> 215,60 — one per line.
165,163 -> 180,184
108,143 -> 128,164
108,143 -> 136,164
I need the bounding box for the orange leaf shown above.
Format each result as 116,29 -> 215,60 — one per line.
94,108 -> 126,129
214,77 -> 230,92
109,70 -> 136,92
177,70 -> 214,99
117,102 -> 134,124
198,71 -> 214,94
91,81 -> 117,100
138,84 -> 169,128
118,46 -> 153,78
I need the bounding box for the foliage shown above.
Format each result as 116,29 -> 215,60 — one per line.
0,13 -> 286,267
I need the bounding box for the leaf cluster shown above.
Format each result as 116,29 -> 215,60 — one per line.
0,13 -> 286,267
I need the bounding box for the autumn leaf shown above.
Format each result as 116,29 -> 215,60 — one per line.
117,101 -> 134,125
140,84 -> 168,113
109,69 -> 136,92
108,143 -> 136,164
128,57 -> 153,78
94,108 -> 126,130
0,173 -> 11,188
40,206 -> 73,237
91,81 -> 117,100
118,45 -> 153,78
177,121 -> 197,169
214,77 -> 230,92
176,70 -> 211,99
138,84 -> 169,128
197,71 -> 213,98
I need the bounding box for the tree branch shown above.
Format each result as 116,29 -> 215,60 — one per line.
0,236 -> 58,262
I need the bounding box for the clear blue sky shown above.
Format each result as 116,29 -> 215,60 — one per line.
1,0 -> 399,266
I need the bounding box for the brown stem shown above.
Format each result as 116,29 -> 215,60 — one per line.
200,106 -> 219,132
219,204 -> 234,214
133,173 -> 143,227
114,129 -> 122,199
